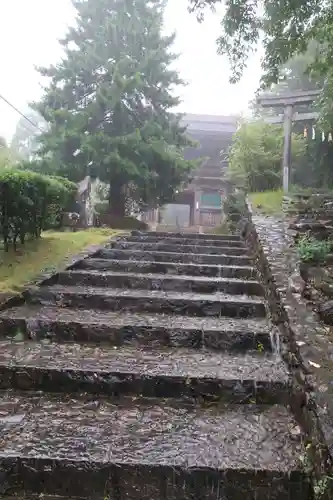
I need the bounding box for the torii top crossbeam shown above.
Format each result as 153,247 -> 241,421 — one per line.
257,89 -> 321,107
256,89 -> 322,192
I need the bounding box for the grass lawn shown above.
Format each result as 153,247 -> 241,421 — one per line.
249,190 -> 283,215
0,228 -> 121,295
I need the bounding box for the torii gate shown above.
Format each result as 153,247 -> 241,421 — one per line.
256,89 -> 321,192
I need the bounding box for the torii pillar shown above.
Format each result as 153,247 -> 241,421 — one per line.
257,89 -> 321,192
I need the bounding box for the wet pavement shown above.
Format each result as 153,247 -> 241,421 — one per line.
0,230 -> 309,499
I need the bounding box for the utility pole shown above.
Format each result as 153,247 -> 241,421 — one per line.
257,89 -> 321,193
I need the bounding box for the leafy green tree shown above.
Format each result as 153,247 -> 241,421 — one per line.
188,0 -> 333,124
33,0 -> 194,216
228,120 -> 306,192
250,41 -> 324,118
188,0 -> 324,84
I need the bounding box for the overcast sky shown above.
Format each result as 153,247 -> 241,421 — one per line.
0,0 -> 263,141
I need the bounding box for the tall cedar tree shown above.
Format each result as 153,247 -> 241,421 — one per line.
34,0 -> 194,216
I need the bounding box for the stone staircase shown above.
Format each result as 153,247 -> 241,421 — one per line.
0,231 -> 309,499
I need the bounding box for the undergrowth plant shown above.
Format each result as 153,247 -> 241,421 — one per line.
297,236 -> 332,264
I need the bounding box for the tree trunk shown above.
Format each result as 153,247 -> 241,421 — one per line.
109,182 -> 126,217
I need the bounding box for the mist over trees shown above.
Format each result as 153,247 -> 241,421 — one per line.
11,110 -> 47,161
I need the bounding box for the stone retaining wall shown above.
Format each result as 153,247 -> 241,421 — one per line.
283,193 -> 333,219
240,209 -> 333,499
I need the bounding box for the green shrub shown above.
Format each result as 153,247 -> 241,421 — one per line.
223,192 -> 247,220
0,169 -> 77,251
95,201 -> 109,215
297,235 -> 333,263
46,176 -> 77,229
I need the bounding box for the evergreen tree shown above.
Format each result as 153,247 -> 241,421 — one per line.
34,0 -> 194,216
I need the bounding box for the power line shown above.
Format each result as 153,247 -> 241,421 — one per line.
0,94 -> 44,133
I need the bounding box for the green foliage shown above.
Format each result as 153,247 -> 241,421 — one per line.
95,201 -> 109,215
223,191 -> 248,231
223,192 -> 247,217
0,169 -> 76,251
228,121 -> 306,192
188,0 -> 333,126
0,136 -> 19,167
297,235 -> 332,263
188,0 -> 323,84
247,41 -> 333,191
32,0 -> 195,216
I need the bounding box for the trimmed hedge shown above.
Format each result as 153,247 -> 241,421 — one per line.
0,169 -> 77,251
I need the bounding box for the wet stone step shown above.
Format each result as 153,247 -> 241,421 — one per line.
95,248 -> 252,266
2,497 -> 83,500
139,230 -> 242,241
110,241 -> 249,256
0,306 -> 273,352
0,342 -> 289,402
127,235 -> 246,247
57,270 -> 265,296
26,286 -> 267,318
0,391 -> 308,500
75,258 -> 258,279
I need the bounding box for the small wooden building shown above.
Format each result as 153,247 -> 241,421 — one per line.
142,114 -> 238,229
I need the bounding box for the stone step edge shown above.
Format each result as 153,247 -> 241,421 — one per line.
111,242 -> 249,255
56,270 -> 265,297
0,340 -> 289,402
26,285 -> 267,318
126,235 -> 246,247
101,247 -> 251,258
0,306 -> 273,351
59,269 -> 262,285
0,392 -> 306,498
77,258 -> 257,274
95,248 -> 253,265
141,231 -> 242,241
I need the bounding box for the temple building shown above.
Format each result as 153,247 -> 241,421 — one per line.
143,113 -> 238,229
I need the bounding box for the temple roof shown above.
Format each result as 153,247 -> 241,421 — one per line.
181,113 -> 239,134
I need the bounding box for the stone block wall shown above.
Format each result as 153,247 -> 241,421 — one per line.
231,204 -> 333,499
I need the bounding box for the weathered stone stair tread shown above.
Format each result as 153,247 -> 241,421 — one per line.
60,269 -> 261,284
0,306 -> 271,351
143,231 -> 242,241
0,341 -> 287,381
0,304 -> 269,332
111,241 -> 248,256
0,391 -> 301,472
28,285 -> 266,317
77,258 -> 258,279
127,235 -> 246,247
0,341 -> 288,401
2,497 -> 79,500
96,248 -> 252,265
57,269 -> 264,295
